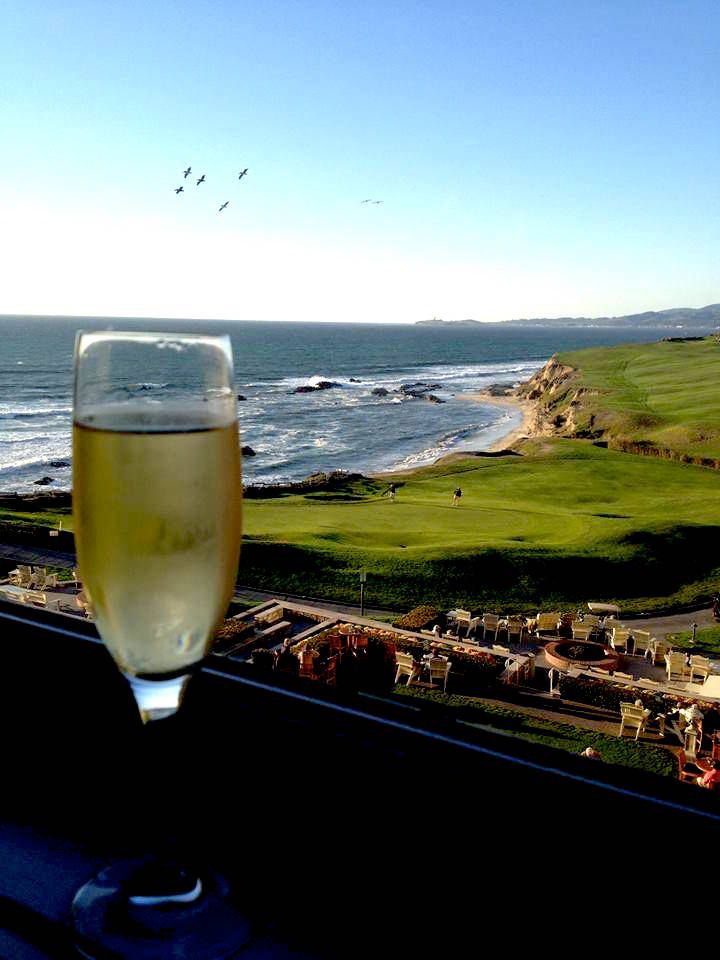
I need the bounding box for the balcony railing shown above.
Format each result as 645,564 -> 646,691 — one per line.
0,597 -> 718,956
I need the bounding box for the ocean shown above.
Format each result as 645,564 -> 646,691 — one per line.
0,316 -> 704,492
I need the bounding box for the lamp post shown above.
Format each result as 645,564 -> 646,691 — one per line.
359,568 -> 367,617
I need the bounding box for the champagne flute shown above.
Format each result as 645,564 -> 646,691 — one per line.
71,331 -> 247,959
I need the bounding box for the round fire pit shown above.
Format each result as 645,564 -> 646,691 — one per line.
544,640 -> 619,673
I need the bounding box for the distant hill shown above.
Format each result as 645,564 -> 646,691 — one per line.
416,304 -> 720,328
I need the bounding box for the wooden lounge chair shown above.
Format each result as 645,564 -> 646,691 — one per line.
535,612 -> 560,637
610,628 -> 631,653
42,573 -> 58,590
395,652 -> 419,686
24,590 -> 47,607
10,565 -> 33,587
629,630 -> 653,658
603,617 -> 623,636
427,657 -> 451,693
30,567 -> 47,589
619,702 -> 650,741
482,614 -> 500,643
571,624 -> 593,641
506,616 -> 525,645
677,750 -> 707,784
648,638 -> 672,665
666,651 -> 689,682
690,656 -> 712,684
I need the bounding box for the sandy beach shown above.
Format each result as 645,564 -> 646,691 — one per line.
457,390 -> 537,451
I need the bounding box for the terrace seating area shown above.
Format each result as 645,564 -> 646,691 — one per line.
0,566 -> 91,617
216,598 -> 720,793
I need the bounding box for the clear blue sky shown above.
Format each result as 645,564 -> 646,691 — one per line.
2,0 -> 719,321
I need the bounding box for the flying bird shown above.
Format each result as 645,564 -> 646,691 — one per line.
238,169 -> 248,179
196,174 -> 206,185
218,201 -> 229,212
174,186 -> 184,194
372,200 -> 384,204
361,199 -> 373,203
183,166 -> 191,178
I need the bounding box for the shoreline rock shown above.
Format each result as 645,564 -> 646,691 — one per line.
291,380 -> 341,394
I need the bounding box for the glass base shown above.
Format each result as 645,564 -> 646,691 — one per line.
125,673 -> 191,723
73,860 -> 252,959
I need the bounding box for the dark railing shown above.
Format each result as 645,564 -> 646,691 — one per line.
0,598 -> 717,956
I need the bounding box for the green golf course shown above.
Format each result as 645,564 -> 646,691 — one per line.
3,337 -> 720,615
542,336 -> 720,463
241,437 -> 720,612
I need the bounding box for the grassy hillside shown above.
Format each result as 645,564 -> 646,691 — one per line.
241,439 -> 720,612
545,337 -> 720,461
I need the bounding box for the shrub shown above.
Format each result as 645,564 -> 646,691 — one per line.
250,648 -> 276,671
392,605 -> 440,630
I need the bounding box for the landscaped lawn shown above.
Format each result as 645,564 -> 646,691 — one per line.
392,685 -> 676,778
669,625 -> 720,657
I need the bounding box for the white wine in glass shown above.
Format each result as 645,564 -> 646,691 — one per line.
71,331 -> 248,959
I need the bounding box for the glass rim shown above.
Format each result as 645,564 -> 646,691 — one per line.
74,330 -> 234,370
74,329 -> 232,347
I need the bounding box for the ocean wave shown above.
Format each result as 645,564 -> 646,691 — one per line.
125,382 -> 170,392
0,404 -> 73,418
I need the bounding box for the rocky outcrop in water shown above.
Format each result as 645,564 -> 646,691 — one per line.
242,446 -> 256,457
292,380 -> 342,394
33,477 -> 55,485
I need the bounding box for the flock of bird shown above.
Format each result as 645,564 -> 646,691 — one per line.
173,166 -> 249,213
173,165 -> 383,212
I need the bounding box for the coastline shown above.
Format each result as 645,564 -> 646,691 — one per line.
374,389 -> 538,477
456,390 -> 536,452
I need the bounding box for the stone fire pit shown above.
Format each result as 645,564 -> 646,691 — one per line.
544,640 -> 620,673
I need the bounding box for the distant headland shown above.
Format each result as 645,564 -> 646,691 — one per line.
417,303 -> 720,329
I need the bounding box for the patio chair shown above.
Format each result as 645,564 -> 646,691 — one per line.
582,614 -> 602,634
666,651 -> 689,682
571,624 -> 593,642
648,638 -> 672,665
690,656 -> 712,684
395,652 -> 419,686
427,657 -> 451,693
535,612 -> 560,636
630,630 -> 653,658
482,614 -> 500,643
42,573 -> 58,590
506,616 -> 525,645
299,649 -> 319,679
618,702 -> 650,741
320,654 -> 338,686
30,567 -> 47,588
465,616 -> 482,640
24,590 -> 47,607
610,628 -> 631,654
603,617 -> 623,636
10,565 -> 33,587
677,750 -> 706,784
